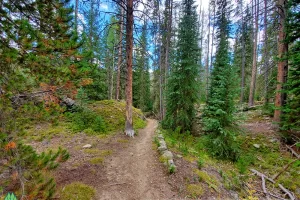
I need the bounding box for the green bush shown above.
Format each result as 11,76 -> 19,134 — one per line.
205,128 -> 240,161
66,107 -> 106,134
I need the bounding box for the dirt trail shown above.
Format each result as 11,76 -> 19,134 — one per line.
96,119 -> 176,200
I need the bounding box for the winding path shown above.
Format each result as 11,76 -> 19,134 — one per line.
97,119 -> 176,200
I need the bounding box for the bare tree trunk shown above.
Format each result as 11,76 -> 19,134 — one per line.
125,0 -> 134,137
248,0 -> 259,107
210,0 -> 215,73
75,0 -> 79,33
200,6 -> 204,65
158,3 -> 164,120
116,6 -> 123,100
163,0 -> 172,119
240,4 -> 246,103
263,0 -> 269,104
205,2 -> 211,100
274,0 -> 288,122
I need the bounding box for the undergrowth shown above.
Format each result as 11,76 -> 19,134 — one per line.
160,111 -> 300,198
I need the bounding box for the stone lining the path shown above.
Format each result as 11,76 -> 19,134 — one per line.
156,130 -> 176,172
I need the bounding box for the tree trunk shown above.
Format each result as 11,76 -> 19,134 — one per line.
274,0 -> 288,122
210,0 -> 215,73
125,0 -> 134,137
116,6 -> 123,100
263,0 -> 269,105
205,2 -> 211,100
75,0 -> 78,33
240,4 -> 246,103
248,0 -> 259,107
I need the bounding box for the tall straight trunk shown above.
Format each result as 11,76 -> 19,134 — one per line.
210,0 -> 215,72
109,45 -> 115,100
240,1 -> 246,103
163,0 -> 172,119
274,0 -> 288,122
75,0 -> 78,33
200,6 -> 204,65
263,0 -> 269,104
125,0 -> 134,137
248,0 -> 259,107
115,6 -> 123,100
205,3 -> 211,99
158,4 -> 164,120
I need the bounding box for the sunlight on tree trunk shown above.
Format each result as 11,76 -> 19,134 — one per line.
125,0 -> 134,137
274,0 -> 288,122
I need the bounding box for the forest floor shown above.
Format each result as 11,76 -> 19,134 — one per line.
18,102 -> 299,200
27,119 -> 177,199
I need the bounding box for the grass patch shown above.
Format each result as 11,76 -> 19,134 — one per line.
117,139 -> 129,143
186,184 -> 204,198
89,157 -> 104,165
24,123 -> 70,141
193,169 -> 220,192
60,182 -> 95,200
84,149 -> 112,157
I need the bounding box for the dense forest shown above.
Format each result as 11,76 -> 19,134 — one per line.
0,0 -> 299,199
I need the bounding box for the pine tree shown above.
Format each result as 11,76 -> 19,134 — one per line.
202,0 -> 239,160
281,0 -> 300,132
164,0 -> 200,132
133,20 -> 152,112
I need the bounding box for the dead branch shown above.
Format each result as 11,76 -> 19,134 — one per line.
250,169 -> 275,183
255,189 -> 287,200
286,145 -> 300,159
272,159 -> 298,180
278,184 -> 295,200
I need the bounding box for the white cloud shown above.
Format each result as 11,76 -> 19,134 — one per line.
100,3 -> 108,10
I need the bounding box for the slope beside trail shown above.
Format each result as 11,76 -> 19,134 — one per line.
96,119 -> 176,200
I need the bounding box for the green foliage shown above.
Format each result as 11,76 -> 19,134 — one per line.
65,107 -> 106,134
202,0 -> 240,161
60,182 -> 95,200
236,154 -> 255,174
0,139 -> 69,199
281,0 -> 300,133
205,128 -> 240,161
163,0 -> 200,132
168,164 -> 176,174
4,193 -> 17,200
197,157 -> 205,169
133,20 -> 152,112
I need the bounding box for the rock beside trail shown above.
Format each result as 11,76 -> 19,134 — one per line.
156,132 -> 176,172
83,144 -> 92,149
162,151 -> 174,160
253,144 -> 260,148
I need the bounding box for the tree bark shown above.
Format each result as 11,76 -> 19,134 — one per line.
210,0 -> 215,74
240,3 -> 246,103
205,2 -> 211,100
116,6 -> 123,100
263,0 -> 269,105
125,0 -> 134,137
75,0 -> 79,33
274,0 -> 288,122
248,0 -> 259,107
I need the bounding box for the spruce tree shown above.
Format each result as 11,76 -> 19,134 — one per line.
281,0 -> 300,132
164,0 -> 200,132
202,0 -> 239,160
133,20 -> 152,112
